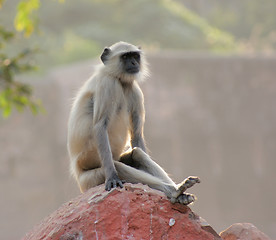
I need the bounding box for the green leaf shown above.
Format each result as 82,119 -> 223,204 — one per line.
2,104 -> 11,118
0,92 -> 8,107
29,102 -> 39,114
14,0 -> 40,37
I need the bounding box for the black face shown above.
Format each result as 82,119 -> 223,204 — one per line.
121,51 -> 140,74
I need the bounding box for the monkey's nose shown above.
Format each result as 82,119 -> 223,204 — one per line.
130,58 -> 137,65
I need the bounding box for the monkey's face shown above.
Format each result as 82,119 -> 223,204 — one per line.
120,51 -> 140,74
100,42 -> 148,83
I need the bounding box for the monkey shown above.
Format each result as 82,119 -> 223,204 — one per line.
67,41 -> 200,205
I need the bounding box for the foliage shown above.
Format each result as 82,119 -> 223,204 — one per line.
0,27 -> 42,118
14,0 -> 40,37
0,0 -> 42,118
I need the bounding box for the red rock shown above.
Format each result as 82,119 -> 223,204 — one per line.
22,183 -> 220,240
220,223 -> 271,240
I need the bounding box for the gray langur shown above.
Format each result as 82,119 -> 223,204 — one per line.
67,41 -> 200,205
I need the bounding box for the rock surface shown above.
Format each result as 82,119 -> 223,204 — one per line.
22,183 -> 220,240
220,223 -> 271,240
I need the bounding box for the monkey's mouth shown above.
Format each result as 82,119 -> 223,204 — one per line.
126,67 -> 140,74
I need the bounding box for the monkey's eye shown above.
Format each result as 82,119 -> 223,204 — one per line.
121,54 -> 127,60
133,53 -> 140,61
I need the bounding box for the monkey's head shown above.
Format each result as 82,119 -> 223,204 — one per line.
100,41 -> 148,83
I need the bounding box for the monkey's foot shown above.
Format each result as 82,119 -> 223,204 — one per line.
170,193 -> 196,205
176,176 -> 200,196
105,175 -> 124,191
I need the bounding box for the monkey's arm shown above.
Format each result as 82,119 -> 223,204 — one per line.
93,79 -> 124,190
130,111 -> 146,152
94,119 -> 124,190
130,84 -> 147,152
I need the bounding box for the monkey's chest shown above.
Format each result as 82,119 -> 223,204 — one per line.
108,107 -> 130,160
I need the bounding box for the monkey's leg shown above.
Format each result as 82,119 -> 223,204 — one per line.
120,147 -> 176,186
77,163 -> 173,197
177,176 -> 201,194
121,148 -> 200,194
78,162 -> 196,205
114,161 -> 177,199
78,168 -> 105,192
167,176 -> 201,204
120,147 -> 200,204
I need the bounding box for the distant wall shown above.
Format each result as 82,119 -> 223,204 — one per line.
1,53 -> 275,239
145,53 -> 276,239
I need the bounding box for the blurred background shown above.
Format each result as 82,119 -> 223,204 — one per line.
0,0 -> 276,239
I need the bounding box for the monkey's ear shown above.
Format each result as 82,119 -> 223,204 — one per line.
138,46 -> 142,50
101,47 -> 111,65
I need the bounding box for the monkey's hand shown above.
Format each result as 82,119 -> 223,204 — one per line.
105,172 -> 124,191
